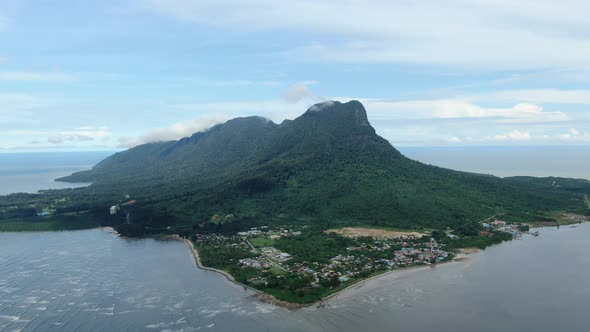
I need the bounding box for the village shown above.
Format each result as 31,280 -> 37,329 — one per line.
191,218 -> 535,297
193,225 -> 454,291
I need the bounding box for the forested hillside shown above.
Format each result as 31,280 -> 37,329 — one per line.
4,101 -> 590,236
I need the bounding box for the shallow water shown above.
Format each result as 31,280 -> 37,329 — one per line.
1,224 -> 589,331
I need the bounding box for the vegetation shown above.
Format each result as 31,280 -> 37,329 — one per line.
250,236 -> 276,248
190,225 -> 455,304
1,101 -> 589,237
274,230 -> 355,263
0,214 -> 99,232
445,232 -> 513,250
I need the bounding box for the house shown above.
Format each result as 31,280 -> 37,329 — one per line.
277,253 -> 292,261
109,206 -> 117,215
492,220 -> 507,227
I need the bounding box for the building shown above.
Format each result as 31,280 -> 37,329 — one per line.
277,253 -> 292,261
492,220 -> 507,227
110,206 -> 117,215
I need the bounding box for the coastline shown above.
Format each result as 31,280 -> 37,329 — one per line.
175,236 -> 311,309
316,252 -> 475,305
175,234 -> 477,310
179,236 -> 239,283
98,226 -> 119,236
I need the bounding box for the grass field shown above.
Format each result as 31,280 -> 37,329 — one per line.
250,236 -> 276,248
268,267 -> 287,276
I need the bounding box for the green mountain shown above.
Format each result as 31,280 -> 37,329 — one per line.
56,100 -> 590,233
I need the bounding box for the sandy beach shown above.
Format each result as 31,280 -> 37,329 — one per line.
98,226 -> 119,236
175,234 -> 479,310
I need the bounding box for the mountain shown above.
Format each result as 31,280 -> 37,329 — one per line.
58,100 -> 590,233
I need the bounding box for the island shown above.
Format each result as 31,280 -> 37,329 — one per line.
1,100 -> 589,306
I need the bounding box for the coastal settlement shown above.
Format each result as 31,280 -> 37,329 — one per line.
187,220 -> 537,305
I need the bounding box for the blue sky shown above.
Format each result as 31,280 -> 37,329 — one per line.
1,0 -> 590,151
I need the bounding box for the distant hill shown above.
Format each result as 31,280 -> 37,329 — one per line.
58,100 -> 590,232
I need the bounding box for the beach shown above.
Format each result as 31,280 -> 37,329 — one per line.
176,234 -> 478,310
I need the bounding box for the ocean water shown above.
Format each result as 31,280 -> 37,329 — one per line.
0,152 -> 112,195
399,146 -> 590,180
1,146 -> 588,196
1,147 -> 589,331
0,224 -> 589,331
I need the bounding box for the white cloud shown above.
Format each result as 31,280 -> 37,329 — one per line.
351,98 -> 568,123
556,128 -> 590,142
0,71 -> 76,82
477,89 -> 590,105
117,115 -> 231,148
118,84 -> 326,148
283,81 -> 319,103
143,0 -> 590,70
170,98 -> 318,122
47,127 -> 111,144
490,130 -> 532,141
446,128 -> 590,145
114,94 -> 577,149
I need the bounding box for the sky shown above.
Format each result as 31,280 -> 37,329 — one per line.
1,0 -> 590,152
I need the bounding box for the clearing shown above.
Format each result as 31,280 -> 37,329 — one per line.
249,236 -> 276,248
326,227 -> 427,239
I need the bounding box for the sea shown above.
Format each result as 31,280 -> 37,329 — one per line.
0,152 -> 113,195
399,146 -> 590,180
0,146 -> 589,331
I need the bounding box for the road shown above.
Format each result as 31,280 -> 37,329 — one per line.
584,194 -> 590,209
245,239 -> 288,272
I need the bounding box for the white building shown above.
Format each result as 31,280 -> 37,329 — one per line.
109,205 -> 117,215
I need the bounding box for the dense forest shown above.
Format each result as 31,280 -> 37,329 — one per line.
1,101 -> 589,236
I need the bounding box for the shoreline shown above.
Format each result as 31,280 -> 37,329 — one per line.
98,226 -> 119,236
317,263 -> 439,305
103,222 -> 584,310
179,236 -> 239,283
316,251 -> 477,305
174,235 -> 476,310
175,236 -> 311,309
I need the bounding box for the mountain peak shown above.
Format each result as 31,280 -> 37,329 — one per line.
301,100 -> 371,130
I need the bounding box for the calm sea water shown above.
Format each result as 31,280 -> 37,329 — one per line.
1,147 -> 588,196
399,146 -> 590,180
0,224 -> 589,332
0,152 -> 113,195
1,147 -> 589,331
